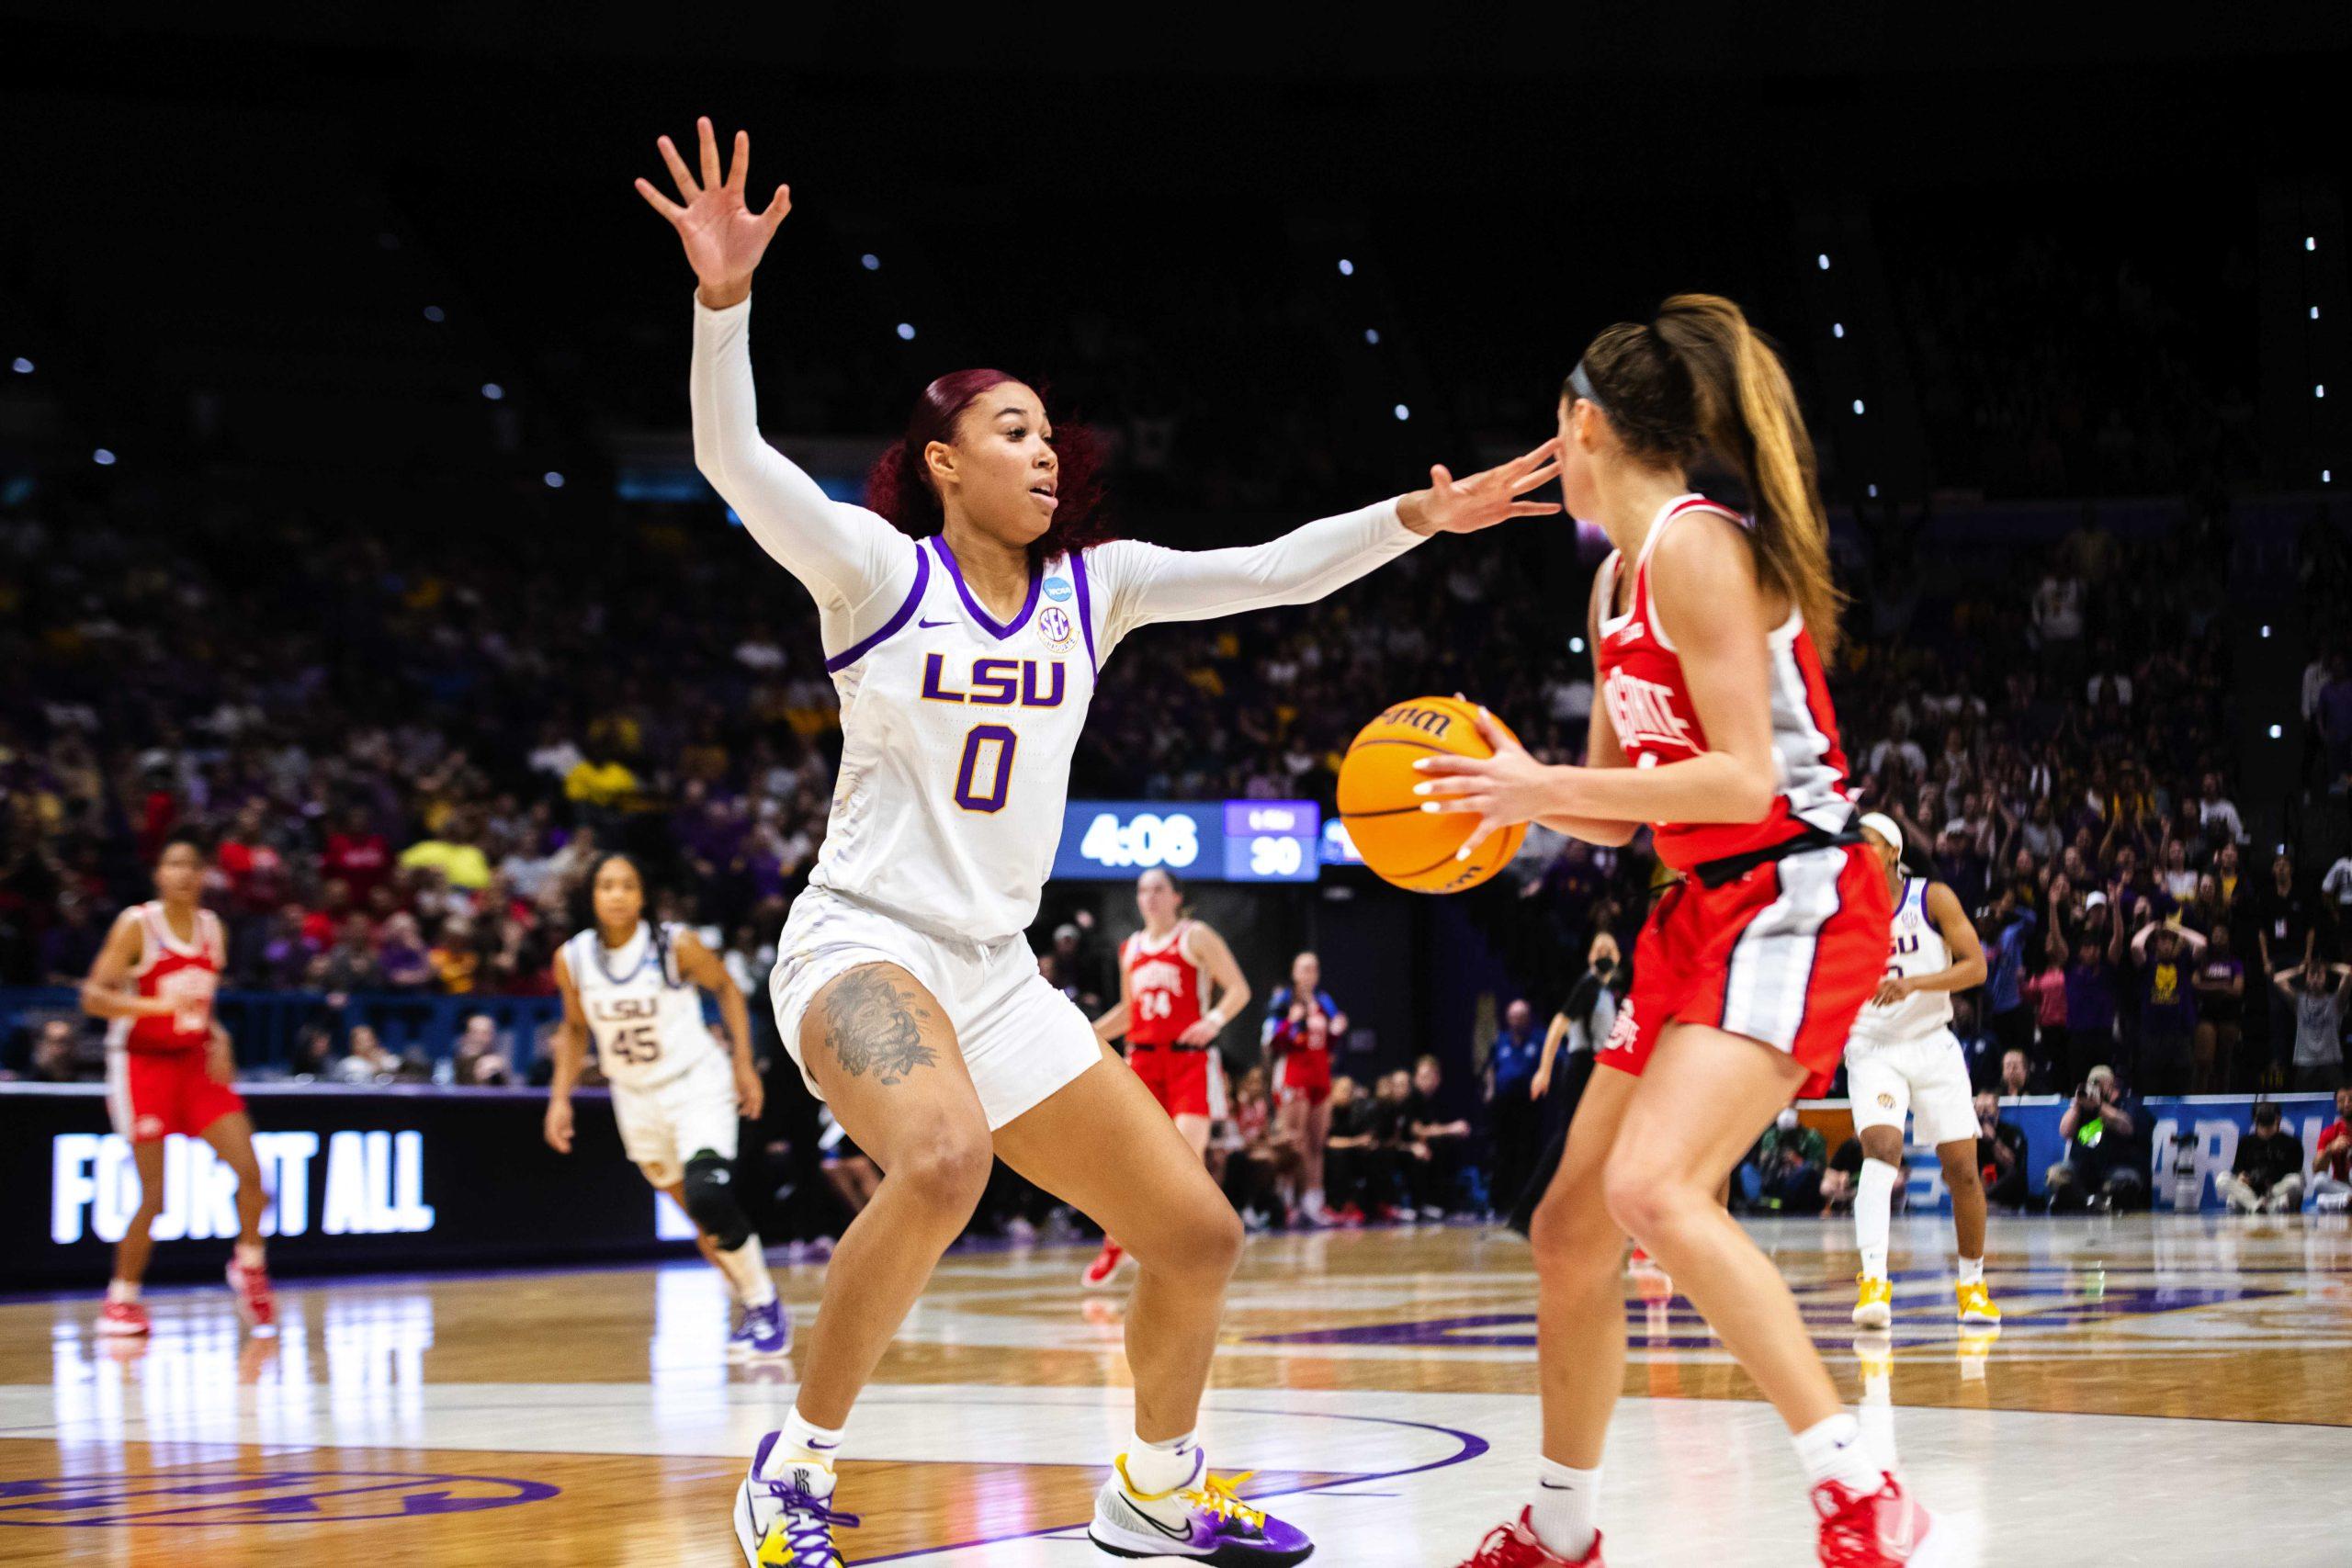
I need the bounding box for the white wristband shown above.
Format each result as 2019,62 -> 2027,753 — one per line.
1204,1007 -> 1228,1032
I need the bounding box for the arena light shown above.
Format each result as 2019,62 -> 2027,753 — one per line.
2314,307 -> 2323,321
1339,259 -> 1355,276
423,306 -> 446,323
9,357 -> 29,374
1393,403 -> 1409,421
2308,237 -> 2318,251
2318,385 -> 2327,399
2325,469 -> 2334,483
543,471 -> 565,489
93,448 -> 116,466
896,322 -> 916,341
1851,399 -> 1865,415
1867,483 -> 1879,497
1832,322 -> 1845,338
1364,329 -> 1380,344
2262,625 -> 2273,637
861,254 -> 879,271
481,382 -> 504,400
1568,636 -> 1586,654
2270,725 -> 2284,739
1817,253 -> 1830,270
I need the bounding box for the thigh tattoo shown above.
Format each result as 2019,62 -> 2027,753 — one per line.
821,966 -> 939,1085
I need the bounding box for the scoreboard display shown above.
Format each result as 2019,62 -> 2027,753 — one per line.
1052,800 -> 1324,883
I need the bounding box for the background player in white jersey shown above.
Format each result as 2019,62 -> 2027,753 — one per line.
637,117 -> 1559,1566
1846,815 -> 2000,1331
544,853 -> 786,1358
1084,867 -> 1250,1287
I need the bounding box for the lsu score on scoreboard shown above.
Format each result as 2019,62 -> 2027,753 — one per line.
1052,799 -> 1324,883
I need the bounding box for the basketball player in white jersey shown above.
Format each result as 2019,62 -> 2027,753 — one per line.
1846,815 -> 2001,1330
1084,867 -> 1250,1287
636,117 -> 1559,1565
545,853 -> 786,1358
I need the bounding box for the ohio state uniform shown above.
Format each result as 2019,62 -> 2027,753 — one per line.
1122,921 -> 1223,1120
105,902 -> 245,1142
1593,495 -> 1891,1094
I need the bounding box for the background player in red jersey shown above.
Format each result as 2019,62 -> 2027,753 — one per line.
1422,298 -> 1937,1567
1088,868 -> 1250,1285
79,834 -> 277,1337
1264,952 -> 1348,1224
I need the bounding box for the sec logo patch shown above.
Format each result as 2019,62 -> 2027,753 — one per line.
1037,606 -> 1077,649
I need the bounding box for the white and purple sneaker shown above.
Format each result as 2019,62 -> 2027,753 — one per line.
1089,1451 -> 1314,1564
729,1298 -> 790,1359
734,1433 -> 857,1566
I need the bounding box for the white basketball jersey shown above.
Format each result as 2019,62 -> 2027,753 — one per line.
565,922 -> 721,1091
809,536 -> 1100,942
1849,875 -> 1953,1051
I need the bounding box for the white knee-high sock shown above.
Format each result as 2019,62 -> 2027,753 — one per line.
1531,1457 -> 1600,1559
714,1233 -> 778,1308
1855,1159 -> 1898,1279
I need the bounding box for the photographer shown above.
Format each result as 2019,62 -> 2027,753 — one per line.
1973,1092 -> 2030,1209
2044,1066 -> 2146,1213
2215,1101 -> 2306,1213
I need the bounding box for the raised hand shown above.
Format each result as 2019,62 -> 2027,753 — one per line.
634,117 -> 791,310
1396,437 -> 1562,536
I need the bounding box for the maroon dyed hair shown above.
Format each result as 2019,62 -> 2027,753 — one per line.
864,368 -> 1114,566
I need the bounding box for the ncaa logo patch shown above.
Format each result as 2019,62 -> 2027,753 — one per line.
1043,578 -> 1074,601
1036,606 -> 1077,649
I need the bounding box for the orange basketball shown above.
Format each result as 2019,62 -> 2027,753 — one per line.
1338,695 -> 1528,894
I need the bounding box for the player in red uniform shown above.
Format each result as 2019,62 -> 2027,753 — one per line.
1086,868 -> 1250,1285
80,834 -> 278,1337
1421,297 -> 1934,1567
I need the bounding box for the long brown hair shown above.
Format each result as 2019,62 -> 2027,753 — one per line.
1572,293 -> 1842,656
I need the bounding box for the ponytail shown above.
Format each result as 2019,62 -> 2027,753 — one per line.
1572,293 -> 1843,658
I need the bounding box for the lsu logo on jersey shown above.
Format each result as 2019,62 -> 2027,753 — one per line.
920,653 -> 1067,706
1603,670 -> 1698,753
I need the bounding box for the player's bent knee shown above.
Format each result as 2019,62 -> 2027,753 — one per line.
682,1152 -> 753,1251
1529,1191 -> 1619,1283
1600,1156 -> 1677,1242
892,1131 -> 993,1214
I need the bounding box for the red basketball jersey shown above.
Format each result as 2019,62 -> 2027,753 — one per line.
1596,494 -> 1856,873
110,901 -> 225,1055
1123,921 -> 1204,1047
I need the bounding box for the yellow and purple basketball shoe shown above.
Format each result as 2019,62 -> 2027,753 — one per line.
1088,1450 -> 1313,1564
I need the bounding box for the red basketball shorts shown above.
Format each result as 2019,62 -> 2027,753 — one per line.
1599,840 -> 1892,1096
1128,1044 -> 1216,1119
107,1049 -> 247,1143
1276,1044 -> 1332,1109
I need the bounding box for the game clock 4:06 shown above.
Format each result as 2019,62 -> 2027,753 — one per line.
1052,800 -> 1322,883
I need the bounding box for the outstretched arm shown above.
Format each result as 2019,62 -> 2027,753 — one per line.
642,118 -> 916,627
1092,441 -> 1558,649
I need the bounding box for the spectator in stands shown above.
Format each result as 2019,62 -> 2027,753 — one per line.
376,913 -> 435,991
1982,897 -> 2038,1058
2190,924 -> 2246,1091
2057,907 -> 2126,1089
2312,1087 -> 2352,1213
334,1024 -> 405,1085
2196,773 -> 2245,848
1220,1065 -> 1293,1230
1402,1055 -> 1471,1219
2275,956 -> 2351,1091
1751,1109 -> 1828,1213
1974,1093 -> 2030,1208
2046,1066 -> 2145,1212
25,1018 -> 92,1083
451,1012 -> 513,1087
2131,919 -> 2204,1096
1483,998 -> 1544,1219
2024,946 -> 2071,1077
2216,1100 -> 2307,1213
1820,1135 -> 1864,1213
1321,1075 -> 1380,1223
1999,1047 -> 2048,1099
818,1109 -> 879,1221
39,890 -> 107,985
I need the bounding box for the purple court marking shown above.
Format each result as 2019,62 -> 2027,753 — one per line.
1250,1283 -> 2291,1350
854,1401 -> 1489,1564
0,1468 -> 560,1528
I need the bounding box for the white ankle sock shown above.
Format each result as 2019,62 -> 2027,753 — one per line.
715,1234 -> 778,1308
1530,1456 -> 1600,1560
1955,1255 -> 1984,1286
1124,1431 -> 1203,1495
770,1408 -> 844,1473
234,1240 -> 266,1271
1793,1413 -> 1881,1495
1855,1160 -> 1897,1279
107,1280 -> 140,1304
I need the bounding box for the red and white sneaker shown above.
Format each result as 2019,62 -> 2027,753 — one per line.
97,1298 -> 151,1337
1813,1473 -> 1933,1566
1457,1508 -> 1603,1566
226,1257 -> 279,1336
1081,1238 -> 1126,1289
